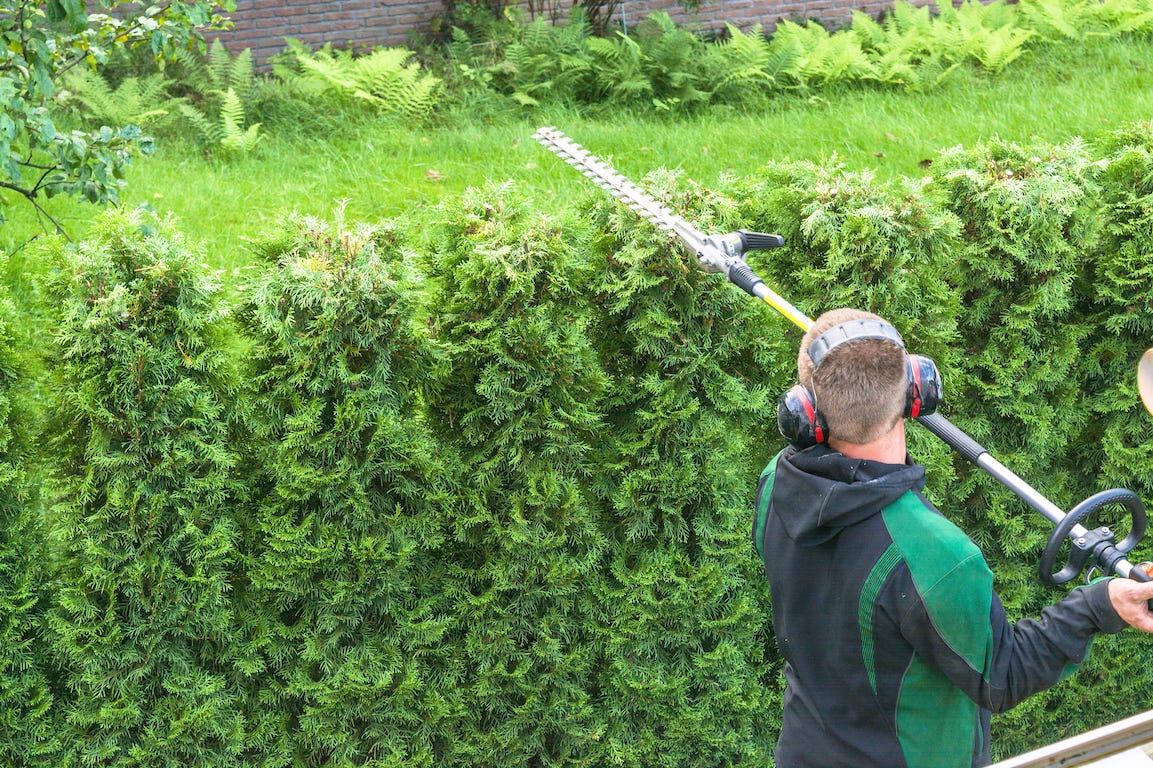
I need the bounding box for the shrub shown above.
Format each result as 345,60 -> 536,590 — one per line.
421,184 -> 613,765
234,213 -> 457,767
40,208 -> 247,768
578,171 -> 784,765
0,285 -> 56,764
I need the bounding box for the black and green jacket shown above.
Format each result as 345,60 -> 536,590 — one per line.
753,444 -> 1127,768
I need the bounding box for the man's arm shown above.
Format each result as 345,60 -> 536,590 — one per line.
899,568 -> 1148,713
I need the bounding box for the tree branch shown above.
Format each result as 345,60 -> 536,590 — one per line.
0,179 -> 72,237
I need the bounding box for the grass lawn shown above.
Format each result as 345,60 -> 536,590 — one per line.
2,34 -> 1152,272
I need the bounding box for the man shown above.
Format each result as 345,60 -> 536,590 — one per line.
752,307 -> 1153,768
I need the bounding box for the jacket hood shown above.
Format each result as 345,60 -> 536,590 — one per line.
770,443 -> 926,546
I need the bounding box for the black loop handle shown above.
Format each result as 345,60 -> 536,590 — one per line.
1039,488 -> 1146,586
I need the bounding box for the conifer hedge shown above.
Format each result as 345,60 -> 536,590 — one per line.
9,120 -> 1153,765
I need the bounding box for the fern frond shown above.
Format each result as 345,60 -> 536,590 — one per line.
968,25 -> 1034,72
64,69 -> 175,128
782,20 -> 876,87
212,41 -> 255,99
506,15 -> 592,101
587,33 -> 652,103
176,102 -> 223,144
172,44 -> 212,90
707,24 -> 775,92
208,39 -> 235,91
351,49 -> 441,118
1017,0 -> 1089,40
292,46 -> 440,119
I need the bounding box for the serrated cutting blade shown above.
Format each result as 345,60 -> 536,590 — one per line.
531,126 -> 709,253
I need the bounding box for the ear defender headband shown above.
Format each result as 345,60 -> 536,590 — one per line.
776,319 -> 943,448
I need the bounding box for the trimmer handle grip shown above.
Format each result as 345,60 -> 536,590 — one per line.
738,230 -> 785,251
1039,488 -> 1146,586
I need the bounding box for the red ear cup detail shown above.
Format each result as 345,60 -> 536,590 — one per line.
777,384 -> 827,448
905,354 -> 942,418
907,356 -> 923,417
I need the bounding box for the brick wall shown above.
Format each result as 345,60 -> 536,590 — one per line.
210,0 -> 908,66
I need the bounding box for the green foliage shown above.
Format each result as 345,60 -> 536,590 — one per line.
773,20 -> 878,88
172,39 -> 258,105
281,42 -> 442,120
0,281 -> 55,765
1083,122 -> 1153,507
929,139 -> 1101,528
701,24 -> 800,105
849,6 -> 959,90
0,0 -> 234,227
427,0 -> 1153,117
579,171 -> 781,766
62,70 -> 176,130
168,41 -> 264,154
1018,0 -> 1153,40
235,213 -> 455,767
417,177 -> 782,766
930,0 -> 1034,73
426,0 -> 1056,113
217,88 -> 264,153
421,184 -> 613,765
502,14 -> 593,107
40,207 -> 246,768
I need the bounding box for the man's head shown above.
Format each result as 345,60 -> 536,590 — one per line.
798,308 -> 909,445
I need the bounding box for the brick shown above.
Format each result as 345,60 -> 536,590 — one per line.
222,0 -> 910,69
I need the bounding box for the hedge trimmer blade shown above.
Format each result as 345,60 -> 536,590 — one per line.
532,126 -> 710,253
532,126 -> 808,330
1139,349 -> 1153,417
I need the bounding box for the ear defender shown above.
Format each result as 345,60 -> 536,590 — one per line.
777,384 -> 827,449
905,353 -> 942,418
776,320 -> 943,447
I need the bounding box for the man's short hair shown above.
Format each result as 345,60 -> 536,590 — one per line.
798,308 -> 908,445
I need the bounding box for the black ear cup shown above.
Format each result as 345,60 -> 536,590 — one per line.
777,384 -> 827,449
905,354 -> 942,418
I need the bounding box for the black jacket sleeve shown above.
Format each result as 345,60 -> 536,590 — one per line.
899,572 -> 1126,713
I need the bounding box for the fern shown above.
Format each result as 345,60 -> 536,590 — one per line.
63,69 -> 175,129
1028,0 -> 1086,39
970,25 -> 1034,72
636,12 -> 709,110
1019,0 -> 1153,38
166,40 -> 264,152
211,40 -> 255,98
176,102 -> 222,145
775,19 -> 877,88
1094,0 -> 1153,34
932,0 -> 1035,73
505,14 -> 592,105
586,33 -> 653,105
850,6 -> 956,89
172,40 -> 257,105
293,45 -> 441,119
175,89 -> 262,155
219,88 -> 263,154
704,24 -> 795,102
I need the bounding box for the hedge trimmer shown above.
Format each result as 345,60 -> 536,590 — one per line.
533,125 -> 1152,588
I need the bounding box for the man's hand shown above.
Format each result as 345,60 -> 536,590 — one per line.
1107,578 -> 1153,632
